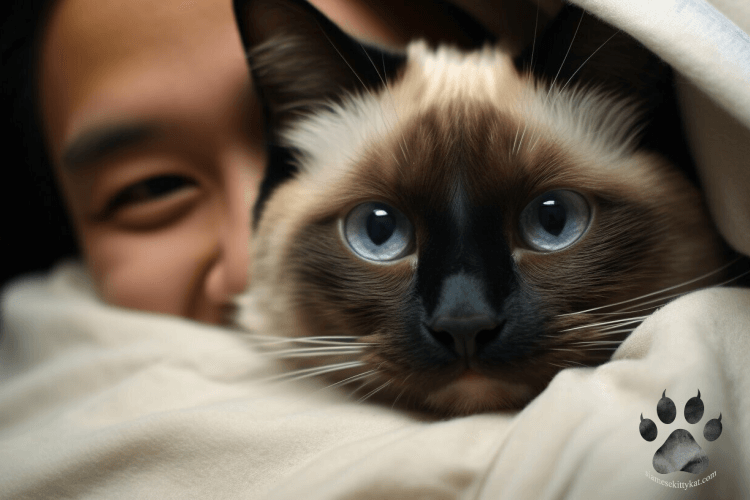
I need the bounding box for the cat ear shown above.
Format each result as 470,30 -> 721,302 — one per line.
232,0 -> 407,225
516,4 -> 670,112
517,4 -> 696,182
233,0 -> 405,128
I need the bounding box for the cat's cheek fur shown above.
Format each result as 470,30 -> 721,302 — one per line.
290,221 -> 417,341
233,180 -> 314,337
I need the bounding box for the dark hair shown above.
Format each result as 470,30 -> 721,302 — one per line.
1,1 -> 79,289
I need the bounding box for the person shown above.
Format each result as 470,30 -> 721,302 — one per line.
2,0 -> 501,324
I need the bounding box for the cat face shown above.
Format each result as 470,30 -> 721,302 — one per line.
232,0 -> 726,415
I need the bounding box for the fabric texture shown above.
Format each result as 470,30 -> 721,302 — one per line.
2,264 -> 749,498
2,0 -> 750,498
571,0 -> 750,261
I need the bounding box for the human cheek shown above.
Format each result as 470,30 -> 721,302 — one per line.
83,200 -> 221,318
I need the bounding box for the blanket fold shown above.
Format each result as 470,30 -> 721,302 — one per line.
2,264 -> 749,498
2,0 -> 750,497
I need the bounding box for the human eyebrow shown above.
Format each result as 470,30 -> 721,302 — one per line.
61,123 -> 161,171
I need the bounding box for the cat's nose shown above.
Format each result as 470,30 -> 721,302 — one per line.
428,315 -> 500,357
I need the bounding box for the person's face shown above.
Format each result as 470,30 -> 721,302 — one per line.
37,0 -> 407,324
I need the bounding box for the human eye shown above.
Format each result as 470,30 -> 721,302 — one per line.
105,174 -> 195,211
99,174 -> 200,228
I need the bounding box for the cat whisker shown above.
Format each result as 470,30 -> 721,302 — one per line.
317,30 -> 410,178
614,266 -> 749,314
354,41 -> 414,181
596,318 -> 648,332
718,267 -> 750,286
283,369 -> 380,407
566,360 -> 588,367
580,304 -> 662,317
245,334 -> 364,346
529,1 -> 540,75
349,379 -> 371,397
559,258 -> 743,317
516,123 -> 529,156
253,343 -> 371,354
544,8 -> 585,103
391,386 -> 408,410
253,339 -> 373,349
558,31 -> 621,96
357,379 -> 393,404
613,291 -> 690,314
243,333 -> 361,342
318,29 -> 376,102
588,327 -> 639,337
379,49 -> 411,161
321,369 -> 380,391
542,325 -> 638,341
558,316 -> 648,333
519,0 -> 541,89
359,43 -> 387,92
390,373 -> 413,410
357,42 -> 408,165
514,0 -> 541,160
262,361 -> 365,383
571,340 -> 624,347
527,130 -> 543,153
260,346 -> 367,359
549,360 -> 587,370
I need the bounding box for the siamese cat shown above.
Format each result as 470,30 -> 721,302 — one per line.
232,0 -> 732,415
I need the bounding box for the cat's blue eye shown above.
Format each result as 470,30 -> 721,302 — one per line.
344,202 -> 413,262
519,190 -> 591,251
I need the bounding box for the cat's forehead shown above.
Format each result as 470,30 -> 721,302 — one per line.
280,43 -> 519,189
280,42 -> 645,201
399,41 -> 525,108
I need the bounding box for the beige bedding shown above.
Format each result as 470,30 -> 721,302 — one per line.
2,0 -> 749,498
2,264 -> 749,498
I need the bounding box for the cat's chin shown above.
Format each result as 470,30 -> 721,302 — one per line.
422,371 -> 536,416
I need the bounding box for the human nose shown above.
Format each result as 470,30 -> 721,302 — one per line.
204,161 -> 253,305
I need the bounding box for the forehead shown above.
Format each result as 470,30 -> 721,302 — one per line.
282,41 -> 652,212
280,43 -> 522,189
38,0 -> 248,162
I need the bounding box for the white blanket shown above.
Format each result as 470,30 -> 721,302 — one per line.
2,0 -> 749,498
2,264 -> 749,498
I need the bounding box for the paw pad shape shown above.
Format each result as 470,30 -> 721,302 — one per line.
639,390 -> 722,474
